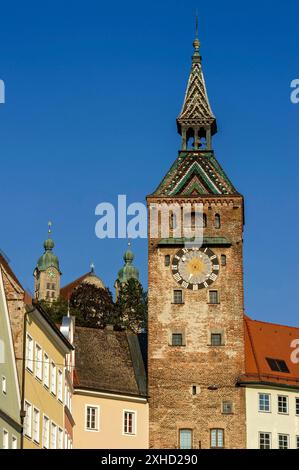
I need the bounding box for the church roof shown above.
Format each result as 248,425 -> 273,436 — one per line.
150,150 -> 239,197
242,316 -> 299,389
73,326 -> 147,397
60,270 -> 105,300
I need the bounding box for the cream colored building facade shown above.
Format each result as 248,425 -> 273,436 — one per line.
73,390 -> 148,448
23,305 -> 73,449
246,386 -> 299,449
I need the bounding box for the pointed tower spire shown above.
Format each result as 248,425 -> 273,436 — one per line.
177,17 -> 217,151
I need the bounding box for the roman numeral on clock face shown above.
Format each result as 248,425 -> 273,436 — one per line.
209,273 -> 217,281
173,273 -> 182,282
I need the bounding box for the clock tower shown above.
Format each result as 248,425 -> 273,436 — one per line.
147,25 -> 246,449
34,222 -> 61,302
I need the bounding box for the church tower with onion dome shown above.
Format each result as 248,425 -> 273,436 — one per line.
33,222 -> 61,302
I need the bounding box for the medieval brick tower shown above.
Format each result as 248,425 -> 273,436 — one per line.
147,25 -> 246,449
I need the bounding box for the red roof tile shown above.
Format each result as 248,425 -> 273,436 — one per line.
243,316 -> 299,388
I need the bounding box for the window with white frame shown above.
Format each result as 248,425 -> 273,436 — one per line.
259,432 -> 271,449
123,410 -> 136,435
296,436 -> 299,450
3,429 -> 9,449
58,369 -> 63,402
43,353 -> 49,388
11,435 -> 17,449
35,343 -> 42,380
278,434 -> 289,449
278,395 -> 288,414
50,422 -> 57,449
24,401 -> 32,438
26,334 -> 33,371
210,428 -> 224,448
86,406 -> 99,431
2,375 -> 7,394
50,361 -> 56,395
259,393 -> 271,412
179,429 -> 192,449
33,407 -> 40,443
296,397 -> 299,416
58,428 -> 63,449
42,415 -> 50,449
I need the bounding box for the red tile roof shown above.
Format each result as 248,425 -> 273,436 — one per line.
243,316 -> 299,388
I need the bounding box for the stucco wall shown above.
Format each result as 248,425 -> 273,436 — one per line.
72,392 -> 149,449
246,386 -> 299,449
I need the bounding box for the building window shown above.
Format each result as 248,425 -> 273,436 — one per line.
278,395 -> 288,414
259,393 -> 271,412
211,333 -> 222,346
259,432 -> 271,449
47,283 -> 50,289
86,406 -> 99,431
123,411 -> 136,435
50,422 -> 57,449
46,291 -> 50,299
203,213 -> 207,228
51,283 -> 56,290
33,408 -> 40,443
43,353 -> 49,388
2,375 -> 7,394
172,333 -> 183,346
58,369 -> 63,402
215,214 -> 221,229
51,362 -> 56,395
58,428 -> 63,449
222,401 -> 233,414
192,385 -> 197,396
26,334 -> 34,371
170,213 -> 177,229
221,254 -> 226,266
296,397 -> 299,416
35,343 -> 42,380
209,290 -> 219,304
173,290 -> 183,304
11,435 -> 17,449
42,415 -> 50,449
165,255 -> 171,267
179,429 -> 192,449
296,436 -> 299,449
3,429 -> 9,449
24,401 -> 32,438
210,429 -> 224,448
278,434 -> 289,449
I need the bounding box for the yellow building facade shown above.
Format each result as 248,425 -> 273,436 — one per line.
23,304 -> 73,449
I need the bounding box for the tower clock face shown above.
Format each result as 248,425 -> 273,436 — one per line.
47,269 -> 56,280
171,247 -> 219,290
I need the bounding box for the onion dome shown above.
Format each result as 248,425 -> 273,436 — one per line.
117,242 -> 139,284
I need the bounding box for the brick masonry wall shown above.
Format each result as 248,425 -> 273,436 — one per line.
147,196 -> 246,449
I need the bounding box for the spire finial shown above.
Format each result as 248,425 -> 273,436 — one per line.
48,221 -> 52,235
90,262 -> 95,274
195,10 -> 199,39
67,298 -> 70,318
193,11 -> 200,59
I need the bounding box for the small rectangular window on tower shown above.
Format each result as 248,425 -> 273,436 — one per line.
209,290 -> 219,304
165,255 -> 170,267
211,333 -> 222,346
173,290 -> 183,304
172,333 -> 183,346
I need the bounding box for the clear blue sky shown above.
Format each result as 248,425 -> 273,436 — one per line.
0,0 -> 298,326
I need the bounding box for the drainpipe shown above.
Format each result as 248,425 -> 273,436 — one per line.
20,308 -> 28,449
